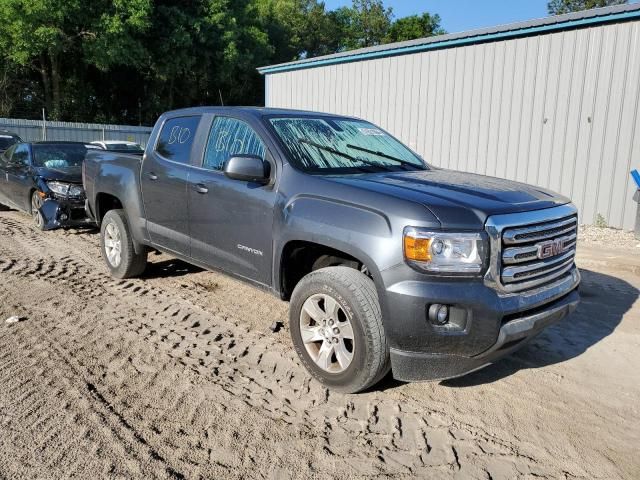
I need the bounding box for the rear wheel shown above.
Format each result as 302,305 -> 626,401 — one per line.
31,191 -> 45,230
289,266 -> 390,393
100,209 -> 147,278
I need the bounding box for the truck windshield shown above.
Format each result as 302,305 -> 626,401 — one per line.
269,117 -> 427,174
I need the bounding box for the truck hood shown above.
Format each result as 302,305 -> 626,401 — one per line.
34,166 -> 83,184
328,169 -> 570,229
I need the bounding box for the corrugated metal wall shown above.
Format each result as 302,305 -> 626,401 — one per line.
0,118 -> 153,147
265,21 -> 640,230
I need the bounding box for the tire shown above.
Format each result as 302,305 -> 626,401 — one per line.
30,191 -> 45,231
100,209 -> 147,279
289,266 -> 390,393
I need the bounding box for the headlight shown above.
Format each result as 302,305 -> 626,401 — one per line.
46,181 -> 70,196
68,184 -> 84,197
403,228 -> 485,274
46,181 -> 84,197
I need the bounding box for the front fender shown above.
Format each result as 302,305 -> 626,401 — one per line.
274,194 -> 411,323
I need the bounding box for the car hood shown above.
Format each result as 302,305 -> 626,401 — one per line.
327,169 -> 571,229
34,166 -> 83,184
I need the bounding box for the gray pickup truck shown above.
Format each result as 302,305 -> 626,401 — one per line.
83,107 -> 580,393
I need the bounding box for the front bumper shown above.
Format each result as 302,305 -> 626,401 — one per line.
381,264 -> 581,382
390,287 -> 579,381
39,198 -> 96,231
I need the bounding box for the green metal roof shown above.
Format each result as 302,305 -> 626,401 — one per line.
258,3 -> 640,75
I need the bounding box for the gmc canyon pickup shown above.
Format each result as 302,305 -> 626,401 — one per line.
83,107 -> 580,393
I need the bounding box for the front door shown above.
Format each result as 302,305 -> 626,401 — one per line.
6,143 -> 33,212
140,115 -> 202,256
0,145 -> 15,207
188,116 -> 276,285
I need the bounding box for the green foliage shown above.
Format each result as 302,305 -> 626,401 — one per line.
548,0 -> 628,15
594,213 -> 608,228
385,13 -> 445,43
0,0 -> 445,124
335,0 -> 393,49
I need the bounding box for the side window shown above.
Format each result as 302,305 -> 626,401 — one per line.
203,117 -> 266,171
155,116 -> 201,164
1,144 -> 17,165
11,144 -> 30,166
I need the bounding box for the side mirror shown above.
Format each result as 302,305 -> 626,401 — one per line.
223,155 -> 270,184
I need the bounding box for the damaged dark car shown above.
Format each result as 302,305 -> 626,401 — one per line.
0,141 -> 95,230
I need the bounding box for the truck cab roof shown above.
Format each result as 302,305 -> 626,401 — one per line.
160,106 -> 358,121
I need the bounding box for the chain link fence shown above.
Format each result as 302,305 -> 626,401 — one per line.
0,117 -> 152,147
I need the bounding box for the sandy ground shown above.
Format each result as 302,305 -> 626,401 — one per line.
0,210 -> 638,480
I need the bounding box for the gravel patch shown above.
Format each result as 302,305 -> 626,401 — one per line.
579,224 -> 640,249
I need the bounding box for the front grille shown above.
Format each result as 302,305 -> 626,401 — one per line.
499,215 -> 577,292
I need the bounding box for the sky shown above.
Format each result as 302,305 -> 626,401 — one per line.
322,0 -> 637,34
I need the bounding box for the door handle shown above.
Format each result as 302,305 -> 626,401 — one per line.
193,183 -> 209,194
146,172 -> 158,181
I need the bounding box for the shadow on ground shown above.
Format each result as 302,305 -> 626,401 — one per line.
442,268 -> 638,387
142,258 -> 204,279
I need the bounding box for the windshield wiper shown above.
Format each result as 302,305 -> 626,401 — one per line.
297,139 -> 386,171
346,144 -> 421,169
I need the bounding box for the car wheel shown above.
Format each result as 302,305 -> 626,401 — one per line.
100,209 -> 147,279
289,266 -> 390,393
31,191 -> 45,230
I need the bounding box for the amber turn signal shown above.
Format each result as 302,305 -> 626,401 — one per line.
404,235 -> 432,262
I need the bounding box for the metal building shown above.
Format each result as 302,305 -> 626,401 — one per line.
259,4 -> 640,230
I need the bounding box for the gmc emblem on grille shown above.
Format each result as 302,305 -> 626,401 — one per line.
537,238 -> 568,260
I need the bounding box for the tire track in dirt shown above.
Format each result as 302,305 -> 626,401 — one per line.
0,215 -> 568,477
0,217 -> 636,478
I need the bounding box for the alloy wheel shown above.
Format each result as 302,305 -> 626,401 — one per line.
299,293 -> 355,373
104,222 -> 122,267
31,193 -> 43,229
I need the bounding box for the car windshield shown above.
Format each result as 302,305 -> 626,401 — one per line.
105,143 -> 143,151
32,144 -> 89,169
0,135 -> 20,151
268,116 -> 427,174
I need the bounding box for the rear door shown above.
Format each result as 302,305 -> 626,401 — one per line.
187,115 -> 276,285
140,115 -> 203,256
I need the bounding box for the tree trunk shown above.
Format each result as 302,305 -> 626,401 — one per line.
38,55 -> 52,114
168,76 -> 174,109
50,53 -> 61,119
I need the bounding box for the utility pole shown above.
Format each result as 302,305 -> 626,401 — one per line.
42,108 -> 46,140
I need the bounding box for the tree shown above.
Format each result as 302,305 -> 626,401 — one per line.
335,0 -> 393,50
385,13 -> 445,43
0,0 -> 151,119
548,0 -> 628,15
0,0 -> 446,123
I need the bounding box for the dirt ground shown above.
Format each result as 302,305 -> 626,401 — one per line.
0,210 -> 638,480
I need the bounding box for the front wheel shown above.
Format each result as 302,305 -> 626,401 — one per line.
100,209 -> 147,279
31,191 -> 45,230
289,266 -> 390,393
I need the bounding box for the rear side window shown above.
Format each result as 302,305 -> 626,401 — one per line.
155,116 -> 201,164
203,117 -> 266,171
